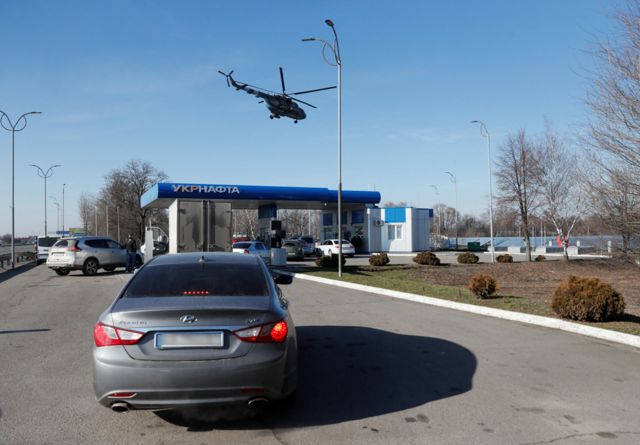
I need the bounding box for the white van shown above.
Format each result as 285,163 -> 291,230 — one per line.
36,236 -> 61,264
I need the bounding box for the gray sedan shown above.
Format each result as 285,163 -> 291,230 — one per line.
92,252 -> 297,412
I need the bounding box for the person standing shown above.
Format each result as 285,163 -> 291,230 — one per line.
125,234 -> 137,273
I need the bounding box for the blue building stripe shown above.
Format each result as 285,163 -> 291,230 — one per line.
384,208 -> 406,223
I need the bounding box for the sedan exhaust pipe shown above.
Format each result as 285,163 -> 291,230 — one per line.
111,402 -> 131,413
247,397 -> 269,409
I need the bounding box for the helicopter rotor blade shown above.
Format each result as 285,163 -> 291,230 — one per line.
279,67 -> 286,94
291,97 -> 317,109
291,86 -> 337,95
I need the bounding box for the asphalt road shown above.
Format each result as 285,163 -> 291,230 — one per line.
1,264 -> 639,444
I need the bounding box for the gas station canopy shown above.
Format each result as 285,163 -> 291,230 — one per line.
141,183 -> 381,210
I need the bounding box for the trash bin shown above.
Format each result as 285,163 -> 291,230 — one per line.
468,242 -> 481,252
270,247 -> 287,266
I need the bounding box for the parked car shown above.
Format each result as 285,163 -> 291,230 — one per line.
282,240 -> 305,260
92,252 -> 297,412
46,236 -> 143,276
35,235 -> 61,264
317,239 -> 356,257
232,241 -> 271,262
293,236 -> 316,256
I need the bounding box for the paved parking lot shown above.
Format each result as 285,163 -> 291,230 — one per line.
1,264 -> 639,444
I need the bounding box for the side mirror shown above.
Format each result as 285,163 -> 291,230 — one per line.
274,274 -> 293,285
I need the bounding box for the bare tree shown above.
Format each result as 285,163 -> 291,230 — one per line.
494,129 -> 541,261
382,201 -> 408,207
78,192 -> 96,234
583,0 -> 640,257
537,125 -> 583,260
585,0 -> 640,177
279,209 -> 320,238
234,209 -> 259,239
100,160 -> 168,241
582,161 -> 640,254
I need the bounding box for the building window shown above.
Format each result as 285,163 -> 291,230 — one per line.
387,224 -> 403,240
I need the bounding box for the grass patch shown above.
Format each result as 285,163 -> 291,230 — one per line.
301,266 -> 640,336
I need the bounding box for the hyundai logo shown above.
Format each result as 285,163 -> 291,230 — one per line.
180,315 -> 197,324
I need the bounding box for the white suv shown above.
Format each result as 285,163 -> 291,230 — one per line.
47,236 -> 143,276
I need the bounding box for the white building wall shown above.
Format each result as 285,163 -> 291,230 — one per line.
168,200 -> 179,254
366,208 -> 382,252
411,208 -> 431,251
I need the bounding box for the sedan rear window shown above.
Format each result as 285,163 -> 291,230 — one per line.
123,262 -> 270,297
233,242 -> 251,249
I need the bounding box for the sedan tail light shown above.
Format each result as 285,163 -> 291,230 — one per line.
94,322 -> 144,347
234,320 -> 288,343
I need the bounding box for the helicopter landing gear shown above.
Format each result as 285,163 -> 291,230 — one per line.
269,115 -> 274,119
294,120 -> 298,124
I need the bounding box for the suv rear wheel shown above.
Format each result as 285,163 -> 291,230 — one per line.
83,258 -> 99,276
55,268 -> 70,276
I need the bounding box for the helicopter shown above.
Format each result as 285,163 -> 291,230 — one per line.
218,67 -> 336,123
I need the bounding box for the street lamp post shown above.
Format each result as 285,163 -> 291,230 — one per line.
62,183 -> 66,235
444,171 -> 458,249
29,164 -> 61,236
95,206 -> 98,236
116,205 -> 121,242
471,120 -> 495,263
0,110 -> 41,269
105,203 -> 109,238
430,184 -> 441,246
303,19 -> 343,277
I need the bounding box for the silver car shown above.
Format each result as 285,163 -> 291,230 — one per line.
46,236 -> 142,276
92,252 -> 297,412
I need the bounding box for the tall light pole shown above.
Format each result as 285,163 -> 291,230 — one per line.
29,164 -> 61,236
430,184 -> 441,246
116,205 -> 121,242
62,183 -> 66,234
472,120 -> 495,263
105,202 -> 109,238
445,171 -> 458,249
95,206 -> 98,235
303,18 -> 343,277
0,110 -> 41,269
49,196 -> 60,233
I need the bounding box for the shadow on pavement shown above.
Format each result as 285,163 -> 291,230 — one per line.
0,262 -> 38,285
0,328 -> 51,335
155,325 -> 477,430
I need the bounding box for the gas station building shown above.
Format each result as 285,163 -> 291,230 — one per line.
141,183 -> 432,254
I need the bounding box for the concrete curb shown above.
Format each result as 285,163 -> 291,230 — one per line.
277,270 -> 640,349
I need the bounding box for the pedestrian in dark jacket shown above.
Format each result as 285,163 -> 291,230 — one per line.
125,234 -> 137,272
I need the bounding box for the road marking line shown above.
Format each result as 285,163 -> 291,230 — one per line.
278,270 -> 640,349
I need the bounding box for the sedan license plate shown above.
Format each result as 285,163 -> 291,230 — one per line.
155,332 -> 224,350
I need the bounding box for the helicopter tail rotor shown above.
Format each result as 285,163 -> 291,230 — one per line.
218,70 -> 234,87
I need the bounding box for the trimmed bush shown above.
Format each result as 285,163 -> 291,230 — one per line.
534,255 -> 546,262
457,252 -> 479,264
469,273 -> 499,299
369,253 -> 390,266
413,251 -> 441,266
496,254 -> 513,263
551,276 -> 625,322
315,254 -> 347,268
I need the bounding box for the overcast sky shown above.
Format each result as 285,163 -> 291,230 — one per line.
0,0 -> 622,236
